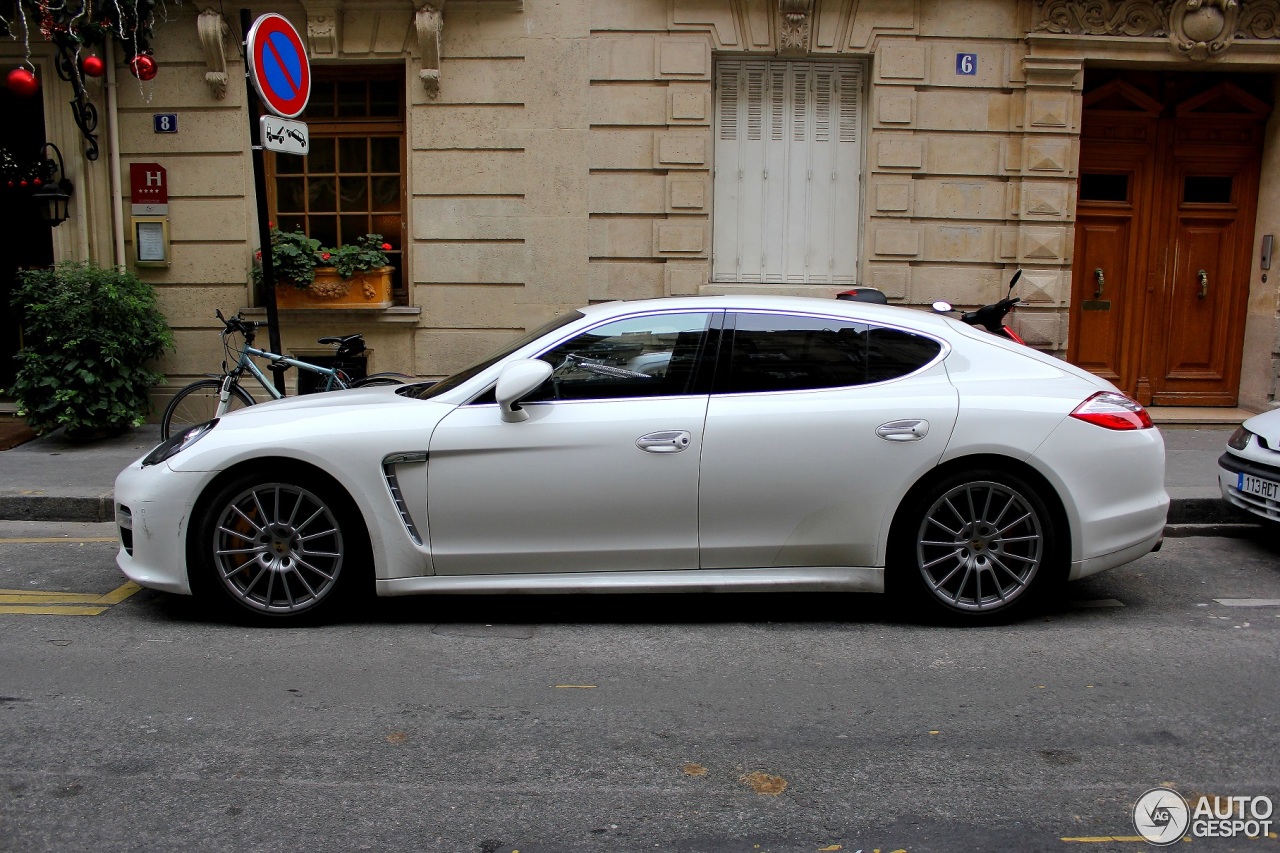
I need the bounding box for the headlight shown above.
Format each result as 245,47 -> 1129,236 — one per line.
142,420 -> 218,467
1227,426 -> 1254,451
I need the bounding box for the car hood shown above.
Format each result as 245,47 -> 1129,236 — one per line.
1243,408 -> 1280,446
166,385 -> 456,472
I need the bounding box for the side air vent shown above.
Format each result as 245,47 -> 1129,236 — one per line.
383,453 -> 427,546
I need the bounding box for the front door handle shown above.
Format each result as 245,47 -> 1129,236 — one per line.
637,430 -> 691,453
1198,269 -> 1209,299
1094,268 -> 1105,298
876,419 -> 930,442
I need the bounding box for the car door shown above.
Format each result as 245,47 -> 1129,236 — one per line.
698,311 -> 959,570
426,310 -> 719,576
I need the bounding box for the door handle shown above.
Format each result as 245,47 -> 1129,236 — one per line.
636,430 -> 691,453
1197,269 -> 1208,299
1094,268 -> 1105,299
876,419 -> 930,442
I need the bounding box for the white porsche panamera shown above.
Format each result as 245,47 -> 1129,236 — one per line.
114,296 -> 1168,624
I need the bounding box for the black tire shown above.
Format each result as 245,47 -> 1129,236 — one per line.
893,468 -> 1064,623
189,470 -> 370,624
162,379 -> 254,439
351,372 -> 415,388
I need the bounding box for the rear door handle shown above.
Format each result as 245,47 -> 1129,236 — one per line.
876,419 -> 929,442
637,430 -> 691,453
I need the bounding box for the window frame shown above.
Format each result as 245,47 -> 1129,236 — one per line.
264,66 -> 408,301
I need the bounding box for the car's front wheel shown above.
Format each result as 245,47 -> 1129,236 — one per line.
191,472 -> 367,623
896,469 -> 1063,622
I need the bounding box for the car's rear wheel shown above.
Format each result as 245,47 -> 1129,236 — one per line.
897,469 -> 1062,622
192,472 -> 367,623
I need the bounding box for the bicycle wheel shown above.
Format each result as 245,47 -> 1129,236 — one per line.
351,372 -> 416,388
161,379 -> 255,439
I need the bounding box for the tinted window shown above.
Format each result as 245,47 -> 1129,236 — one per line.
722,313 -> 942,393
523,312 -> 714,402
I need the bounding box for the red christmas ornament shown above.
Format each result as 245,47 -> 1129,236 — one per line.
19,179 -> 27,188
6,67 -> 39,97
32,178 -> 42,186
82,55 -> 106,78
128,55 -> 157,81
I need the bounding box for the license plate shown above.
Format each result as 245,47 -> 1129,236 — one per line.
1238,471 -> 1280,501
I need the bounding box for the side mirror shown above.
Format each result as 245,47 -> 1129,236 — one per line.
495,359 -> 553,423
932,301 -> 953,314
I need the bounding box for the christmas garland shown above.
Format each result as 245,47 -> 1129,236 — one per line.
0,145 -> 56,189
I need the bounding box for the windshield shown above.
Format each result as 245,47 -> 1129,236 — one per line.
398,311 -> 585,400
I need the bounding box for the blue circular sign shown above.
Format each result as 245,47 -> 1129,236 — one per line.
246,13 -> 311,119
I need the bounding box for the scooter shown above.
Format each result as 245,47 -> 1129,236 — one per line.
931,270 -> 1026,344
835,271 -> 1026,344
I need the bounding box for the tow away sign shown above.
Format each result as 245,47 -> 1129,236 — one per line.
260,116 -> 309,155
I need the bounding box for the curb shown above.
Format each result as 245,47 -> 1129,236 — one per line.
0,495 -> 116,523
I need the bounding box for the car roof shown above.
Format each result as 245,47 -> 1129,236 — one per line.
579,294 -> 956,331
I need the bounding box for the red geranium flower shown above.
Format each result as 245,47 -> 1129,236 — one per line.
381,243 -> 392,251
321,252 -> 331,261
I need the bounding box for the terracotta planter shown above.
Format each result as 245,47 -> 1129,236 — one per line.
275,266 -> 394,309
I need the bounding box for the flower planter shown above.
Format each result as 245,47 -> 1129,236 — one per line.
274,266 -> 394,309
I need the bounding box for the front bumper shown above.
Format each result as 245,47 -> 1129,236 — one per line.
1218,451 -> 1280,524
114,461 -> 213,595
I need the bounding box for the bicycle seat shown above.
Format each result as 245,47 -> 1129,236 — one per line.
319,333 -> 366,358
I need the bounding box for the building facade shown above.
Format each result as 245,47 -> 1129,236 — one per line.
2,0 -> 1278,410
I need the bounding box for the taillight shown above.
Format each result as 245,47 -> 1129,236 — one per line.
1070,391 -> 1153,430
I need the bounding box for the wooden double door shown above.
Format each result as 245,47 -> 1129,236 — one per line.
1069,73 -> 1270,406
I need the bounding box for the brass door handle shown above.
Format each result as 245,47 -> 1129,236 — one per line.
1093,268 -> 1105,299
1198,269 -> 1208,299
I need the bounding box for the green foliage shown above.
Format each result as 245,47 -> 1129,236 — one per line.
253,229 -> 391,289
253,228 -> 322,289
329,233 -> 390,279
8,262 -> 173,438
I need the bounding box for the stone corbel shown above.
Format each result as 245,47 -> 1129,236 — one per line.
416,2 -> 445,99
197,8 -> 230,100
779,0 -> 814,54
300,0 -> 340,58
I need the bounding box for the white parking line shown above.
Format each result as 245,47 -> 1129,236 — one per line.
1213,599 -> 1280,607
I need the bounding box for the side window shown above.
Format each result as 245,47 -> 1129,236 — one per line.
723,313 -> 942,393
524,313 -> 715,402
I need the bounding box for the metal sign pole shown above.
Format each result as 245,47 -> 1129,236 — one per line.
241,7 -> 286,394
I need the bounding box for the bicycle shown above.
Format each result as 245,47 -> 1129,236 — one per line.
160,310 -> 415,439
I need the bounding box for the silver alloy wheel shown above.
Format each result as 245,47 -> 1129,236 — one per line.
211,482 -> 344,614
915,480 -> 1044,612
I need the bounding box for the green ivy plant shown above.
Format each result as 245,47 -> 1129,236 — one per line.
9,262 -> 173,439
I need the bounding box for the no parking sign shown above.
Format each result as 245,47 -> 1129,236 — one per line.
246,13 -> 311,118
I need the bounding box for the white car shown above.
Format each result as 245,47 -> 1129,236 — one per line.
115,296 -> 1168,624
1219,407 -> 1280,527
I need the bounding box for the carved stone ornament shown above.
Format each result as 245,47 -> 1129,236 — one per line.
779,0 -> 815,53
416,2 -> 444,98
197,8 -> 230,99
1033,0 -> 1280,60
300,0 -> 340,58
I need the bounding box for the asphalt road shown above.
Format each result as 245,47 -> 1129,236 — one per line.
1,521 -> 1278,853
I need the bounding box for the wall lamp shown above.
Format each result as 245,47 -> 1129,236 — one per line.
32,143 -> 73,227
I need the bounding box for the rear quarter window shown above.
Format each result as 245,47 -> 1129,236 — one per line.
724,313 -> 943,394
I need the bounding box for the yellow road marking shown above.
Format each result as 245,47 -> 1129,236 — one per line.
554,684 -> 598,689
0,605 -> 109,616
1061,837 -> 1151,843
0,537 -> 118,544
0,581 -> 141,615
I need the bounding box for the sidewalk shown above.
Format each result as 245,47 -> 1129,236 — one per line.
0,420 -> 1253,531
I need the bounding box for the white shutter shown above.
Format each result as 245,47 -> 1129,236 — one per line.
713,59 -> 863,285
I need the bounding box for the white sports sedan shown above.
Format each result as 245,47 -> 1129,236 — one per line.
1219,407 -> 1280,527
115,296 -> 1168,624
